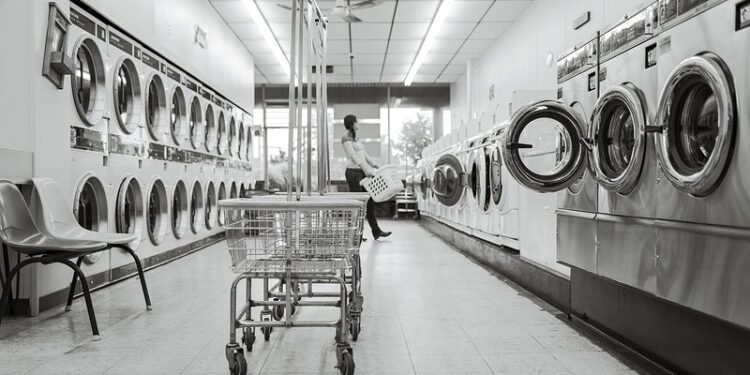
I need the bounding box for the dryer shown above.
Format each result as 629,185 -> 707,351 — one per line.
590,2 -> 660,293
483,124 -> 520,247
66,4 -> 111,276
214,97 -> 229,157
465,131 -> 493,232
200,87 -> 217,155
502,36 -> 600,273
649,0 -> 750,329
431,144 -> 466,225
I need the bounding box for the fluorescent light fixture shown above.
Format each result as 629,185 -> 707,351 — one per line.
242,0 -> 290,77
404,0 -> 453,86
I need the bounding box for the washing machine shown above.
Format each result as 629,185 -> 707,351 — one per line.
215,98 -> 229,157
227,105 -> 238,159
166,64 -> 189,149
109,173 -> 146,276
200,87 -> 217,155
66,4 -> 112,274
502,36 -> 600,273
483,124 -> 520,246
465,131 -> 493,232
590,2 -> 660,293
204,180 -> 218,231
431,143 -> 466,226
648,0 -> 750,329
141,47 -> 169,146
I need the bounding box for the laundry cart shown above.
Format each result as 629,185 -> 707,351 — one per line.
254,192 -> 369,341
220,197 -> 364,375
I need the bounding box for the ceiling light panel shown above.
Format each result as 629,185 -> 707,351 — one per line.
405,0 -> 454,86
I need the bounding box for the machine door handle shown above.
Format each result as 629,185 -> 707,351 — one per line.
506,143 -> 532,150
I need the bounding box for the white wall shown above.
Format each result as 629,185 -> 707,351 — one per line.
84,0 -> 255,110
452,0 -> 646,127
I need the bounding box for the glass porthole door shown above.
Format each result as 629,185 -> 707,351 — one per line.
589,84 -> 649,195
502,100 -> 589,193
489,144 -> 504,207
654,54 -> 735,197
431,153 -> 465,207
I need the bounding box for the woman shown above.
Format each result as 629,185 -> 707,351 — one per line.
342,114 -> 391,240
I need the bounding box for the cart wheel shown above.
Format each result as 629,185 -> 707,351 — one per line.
262,318 -> 272,341
229,352 -> 247,375
338,350 -> 355,375
349,317 -> 361,341
242,328 -> 255,352
272,304 -> 284,321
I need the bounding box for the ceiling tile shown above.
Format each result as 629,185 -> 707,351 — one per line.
353,65 -> 382,75
451,53 -> 482,65
230,23 -> 263,40
382,64 -> 410,75
423,53 -> 454,65
435,74 -> 462,83
483,1 -> 532,22
384,53 -> 416,64
417,64 -> 446,74
444,0 -> 493,22
327,53 -> 354,65
266,74 -> 289,84
390,22 -> 429,39
354,40 -> 389,54
458,39 -> 495,54
412,73 -> 437,83
435,22 -> 475,40
210,1 -> 252,23
387,40 -> 421,54
381,74 -> 406,82
330,65 -> 352,75
253,54 -> 278,65
351,53 -> 385,65
352,75 -> 381,82
256,1 -> 294,22
243,40 -> 274,54
327,76 -> 354,83
327,40 -> 351,54
351,23 -> 392,40
263,64 -> 288,76
327,22 -> 350,40
442,63 -> 466,75
395,1 -> 439,22
269,23 -> 292,40
471,22 -> 511,40
431,39 -> 463,54
345,1 -> 396,22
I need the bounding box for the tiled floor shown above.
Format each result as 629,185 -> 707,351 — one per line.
0,220 -> 640,374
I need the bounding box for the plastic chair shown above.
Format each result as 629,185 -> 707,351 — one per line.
30,177 -> 152,313
0,180 -> 107,338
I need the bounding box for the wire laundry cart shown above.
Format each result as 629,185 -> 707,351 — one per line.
253,193 -> 369,341
220,198 -> 364,375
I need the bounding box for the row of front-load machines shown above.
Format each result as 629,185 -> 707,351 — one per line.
36,2 -> 260,299
413,0 -> 750,331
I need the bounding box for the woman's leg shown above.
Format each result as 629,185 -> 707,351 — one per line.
345,169 -> 382,235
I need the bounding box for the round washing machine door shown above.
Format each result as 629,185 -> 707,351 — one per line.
145,75 -> 167,142
502,100 -> 589,193
146,180 -> 168,245
432,153 -> 465,207
466,149 -> 480,211
171,180 -> 189,239
477,146 -> 492,212
655,54 -> 735,197
112,58 -> 142,134
489,144 -> 504,207
115,177 -> 144,246
589,84 -> 649,195
71,38 -> 107,126
73,174 -> 108,264
170,88 -> 187,146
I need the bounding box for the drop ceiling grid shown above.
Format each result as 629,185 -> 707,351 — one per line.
210,0 -> 533,84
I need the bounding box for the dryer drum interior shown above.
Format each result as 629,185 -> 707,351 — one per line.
113,58 -> 142,134
189,97 -> 203,149
170,88 -> 187,145
656,55 -> 735,196
204,105 -> 216,152
172,180 -> 189,239
191,182 -> 204,233
73,176 -> 108,264
503,100 -> 588,193
116,177 -> 144,244
145,75 -> 166,141
590,84 -> 648,194
147,180 -> 168,245
71,38 -> 106,125
205,182 -> 217,229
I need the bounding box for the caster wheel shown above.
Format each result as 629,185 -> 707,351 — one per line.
349,318 -> 361,341
262,318 -> 272,341
242,328 -> 255,352
272,303 -> 284,321
338,350 -> 355,375
229,352 -> 247,375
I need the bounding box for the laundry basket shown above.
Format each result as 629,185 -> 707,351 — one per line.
360,165 -> 404,202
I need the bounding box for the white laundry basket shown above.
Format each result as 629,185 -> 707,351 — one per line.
360,165 -> 405,202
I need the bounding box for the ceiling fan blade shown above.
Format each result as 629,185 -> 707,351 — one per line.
341,13 -> 363,23
349,0 -> 385,10
276,4 -> 292,11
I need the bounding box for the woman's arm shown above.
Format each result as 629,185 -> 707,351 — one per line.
364,153 -> 379,169
342,140 -> 377,176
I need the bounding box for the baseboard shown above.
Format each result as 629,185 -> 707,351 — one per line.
570,268 -> 750,375
421,216 -> 571,313
38,233 -> 224,313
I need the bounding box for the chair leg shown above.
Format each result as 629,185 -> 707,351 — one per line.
117,245 -> 152,310
1,244 -> 14,315
65,256 -> 85,312
58,258 -> 100,339
0,258 -> 40,325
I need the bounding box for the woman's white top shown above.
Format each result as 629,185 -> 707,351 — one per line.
341,132 -> 377,175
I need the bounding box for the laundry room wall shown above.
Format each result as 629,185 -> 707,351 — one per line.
83,0 -> 255,110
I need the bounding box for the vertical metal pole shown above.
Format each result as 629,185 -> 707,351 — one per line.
387,85 -> 391,165
316,25 -> 325,193
262,86 -> 269,190
287,0 -> 298,201
295,0 -> 305,201
321,26 -> 330,192
306,8 -> 314,195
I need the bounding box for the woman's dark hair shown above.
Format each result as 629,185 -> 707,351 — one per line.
344,114 -> 357,139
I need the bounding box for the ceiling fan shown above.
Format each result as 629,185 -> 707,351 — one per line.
277,0 -> 385,23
